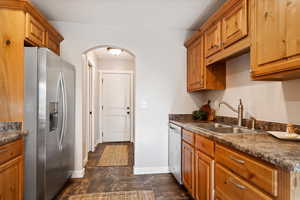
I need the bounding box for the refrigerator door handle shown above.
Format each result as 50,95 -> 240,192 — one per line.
56,73 -> 64,151
59,73 -> 67,149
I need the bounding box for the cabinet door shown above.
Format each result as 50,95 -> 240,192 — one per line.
286,0 -> 300,58
187,45 -> 195,92
0,9 -> 24,121
187,37 -> 204,92
0,156 -> 23,200
195,150 -> 214,200
182,141 -> 195,197
205,21 -> 222,57
215,164 -> 272,200
46,31 -> 60,55
222,0 -> 248,48
25,13 -> 46,46
255,0 -> 286,66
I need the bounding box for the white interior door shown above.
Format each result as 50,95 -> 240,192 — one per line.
102,73 -> 131,142
88,66 -> 95,152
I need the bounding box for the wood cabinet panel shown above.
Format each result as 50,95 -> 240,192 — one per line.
286,0 -> 300,58
195,150 -> 214,200
182,141 -> 195,197
215,144 -> 278,196
222,0 -> 248,48
0,139 -> 23,166
215,164 -> 273,200
25,13 -> 46,46
187,36 -> 204,92
195,134 -> 214,158
186,34 -> 226,92
0,9 -> 24,122
251,0 -> 300,80
46,31 -> 60,55
205,21 -> 222,57
182,129 -> 195,146
256,0 -> 286,66
0,156 -> 23,200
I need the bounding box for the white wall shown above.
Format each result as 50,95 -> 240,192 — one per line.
97,58 -> 135,71
202,53 -> 300,125
51,21 -> 203,175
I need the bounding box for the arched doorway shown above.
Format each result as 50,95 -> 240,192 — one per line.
82,45 -> 136,163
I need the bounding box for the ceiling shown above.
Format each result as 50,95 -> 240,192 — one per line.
87,47 -> 134,66
30,0 -> 226,30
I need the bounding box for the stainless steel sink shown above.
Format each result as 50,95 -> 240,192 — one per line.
195,122 -> 257,134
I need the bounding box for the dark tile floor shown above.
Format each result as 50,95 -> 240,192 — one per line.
57,142 -> 191,200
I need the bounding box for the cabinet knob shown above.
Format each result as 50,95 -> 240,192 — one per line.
264,11 -> 268,18
287,1 -> 292,6
5,40 -> 11,46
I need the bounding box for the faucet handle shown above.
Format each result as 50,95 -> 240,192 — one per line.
250,117 -> 256,130
239,99 -> 243,105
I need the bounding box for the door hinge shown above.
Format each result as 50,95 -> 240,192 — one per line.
102,106 -> 104,110
102,78 -> 104,84
102,132 -> 104,137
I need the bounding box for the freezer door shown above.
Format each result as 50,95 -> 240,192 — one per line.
60,59 -> 75,181
41,49 -> 68,200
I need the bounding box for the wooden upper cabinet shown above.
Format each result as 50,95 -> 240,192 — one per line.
25,12 -> 62,55
0,1 -> 63,122
251,0 -> 300,80
187,36 -> 204,92
25,13 -> 46,46
286,0 -> 300,58
255,0 -> 286,66
205,21 -> 222,57
195,150 -> 214,200
46,31 -> 61,55
0,9 -> 24,122
182,141 -> 195,197
222,0 -> 248,48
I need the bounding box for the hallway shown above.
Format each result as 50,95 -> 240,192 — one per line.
58,143 -> 191,200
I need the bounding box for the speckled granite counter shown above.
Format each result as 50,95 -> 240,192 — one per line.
0,130 -> 28,146
170,119 -> 300,172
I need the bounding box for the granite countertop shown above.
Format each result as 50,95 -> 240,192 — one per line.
0,130 -> 28,146
170,119 -> 300,172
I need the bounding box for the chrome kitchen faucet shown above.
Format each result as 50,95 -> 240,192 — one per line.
219,99 -> 244,127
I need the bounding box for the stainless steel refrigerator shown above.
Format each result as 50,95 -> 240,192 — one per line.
24,48 -> 75,200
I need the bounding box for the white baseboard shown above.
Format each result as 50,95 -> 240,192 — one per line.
71,168 -> 85,178
133,166 -> 169,175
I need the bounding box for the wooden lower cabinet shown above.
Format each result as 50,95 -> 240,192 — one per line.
215,164 -> 272,200
0,139 -> 24,200
195,150 -> 214,200
215,144 -> 278,196
181,130 -> 299,200
182,141 -> 195,197
0,156 -> 23,200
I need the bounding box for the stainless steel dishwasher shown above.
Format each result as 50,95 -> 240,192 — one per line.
168,123 -> 182,184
